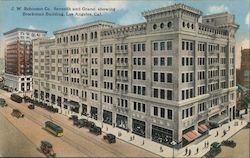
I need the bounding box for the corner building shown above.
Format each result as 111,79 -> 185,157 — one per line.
3,28 -> 47,91
33,4 -> 238,148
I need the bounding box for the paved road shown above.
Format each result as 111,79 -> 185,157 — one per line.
0,112 -> 44,157
216,127 -> 250,158
0,89 -> 159,157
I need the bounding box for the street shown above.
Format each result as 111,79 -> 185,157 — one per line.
216,127 -> 250,158
0,89 -> 159,157
0,111 -> 44,157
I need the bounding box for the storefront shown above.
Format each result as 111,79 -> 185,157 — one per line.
90,106 -> 98,120
81,104 -> 87,116
152,125 -> 173,146
34,89 -> 38,99
64,100 -> 80,113
103,110 -> 112,125
51,94 -> 55,104
45,92 -> 50,102
116,114 -> 128,130
40,91 -> 44,100
132,119 -> 146,137
198,120 -> 209,134
182,126 -> 201,147
57,96 -> 61,107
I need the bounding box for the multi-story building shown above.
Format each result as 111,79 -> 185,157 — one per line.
238,49 -> 250,88
3,28 -> 47,91
32,4 -> 238,148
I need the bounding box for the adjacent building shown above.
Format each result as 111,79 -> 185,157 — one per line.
3,28 -> 47,91
32,4 -> 238,148
238,49 -> 250,88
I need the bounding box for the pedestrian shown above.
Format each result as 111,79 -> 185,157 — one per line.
215,131 -> 218,137
241,120 -> 243,125
130,136 -> 133,141
207,141 -> 209,148
142,140 -> 144,145
223,129 -> 226,136
188,149 -> 191,156
228,125 -> 230,131
160,146 -> 163,152
196,147 -> 199,154
184,147 -> 188,155
204,141 -> 206,148
132,135 -> 135,140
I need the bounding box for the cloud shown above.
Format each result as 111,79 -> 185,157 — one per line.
28,25 -> 37,30
236,38 -> 250,68
65,0 -> 128,19
207,5 -> 229,14
246,12 -> 250,27
118,1 -> 173,25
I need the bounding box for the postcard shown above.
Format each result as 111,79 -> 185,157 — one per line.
0,0 -> 249,157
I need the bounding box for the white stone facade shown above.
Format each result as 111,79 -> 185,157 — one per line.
32,4 -> 239,148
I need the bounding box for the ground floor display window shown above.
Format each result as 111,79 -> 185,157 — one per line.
132,119 -> 146,137
152,125 -> 173,146
103,110 -> 112,125
90,106 -> 98,120
116,114 -> 128,130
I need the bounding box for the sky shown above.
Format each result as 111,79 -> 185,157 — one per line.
0,0 -> 249,68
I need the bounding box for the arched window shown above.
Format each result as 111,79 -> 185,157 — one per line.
153,24 -> 157,30
160,23 -> 164,29
167,22 -> 172,28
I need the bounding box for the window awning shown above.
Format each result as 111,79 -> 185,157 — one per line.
198,124 -> 208,133
182,130 -> 201,142
208,114 -> 229,125
64,100 -> 80,108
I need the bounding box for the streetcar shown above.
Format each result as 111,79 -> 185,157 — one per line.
45,121 -> 63,137
10,93 -> 23,103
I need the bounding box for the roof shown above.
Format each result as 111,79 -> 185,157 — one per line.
3,28 -> 47,35
53,20 -> 117,35
142,3 -> 202,17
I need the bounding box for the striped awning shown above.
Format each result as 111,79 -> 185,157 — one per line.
182,130 -> 201,142
198,124 -> 208,133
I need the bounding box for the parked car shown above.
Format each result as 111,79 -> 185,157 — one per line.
69,115 -> 78,121
11,109 -> 24,118
28,104 -> 35,109
221,140 -> 236,148
103,133 -> 116,143
0,98 -> 7,107
204,142 -> 221,158
89,125 -> 102,135
75,118 -> 88,128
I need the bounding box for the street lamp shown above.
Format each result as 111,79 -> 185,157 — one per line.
171,140 -> 177,158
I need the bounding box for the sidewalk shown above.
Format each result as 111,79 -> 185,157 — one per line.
35,106 -> 249,158
176,119 -> 248,158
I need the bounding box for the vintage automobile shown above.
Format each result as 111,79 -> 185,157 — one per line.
221,140 -> 236,148
89,125 -> 102,135
0,98 -> 7,107
10,94 -> 23,103
11,109 -> 24,118
69,115 -> 78,121
246,122 -> 250,128
28,104 -> 35,109
40,140 -> 56,158
103,133 -> 116,144
203,142 -> 221,158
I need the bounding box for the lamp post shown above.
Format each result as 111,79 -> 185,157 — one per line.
171,140 -> 177,158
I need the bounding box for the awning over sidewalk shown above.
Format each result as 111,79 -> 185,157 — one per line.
64,100 -> 80,108
198,124 -> 208,133
182,130 -> 201,142
208,114 -> 229,125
